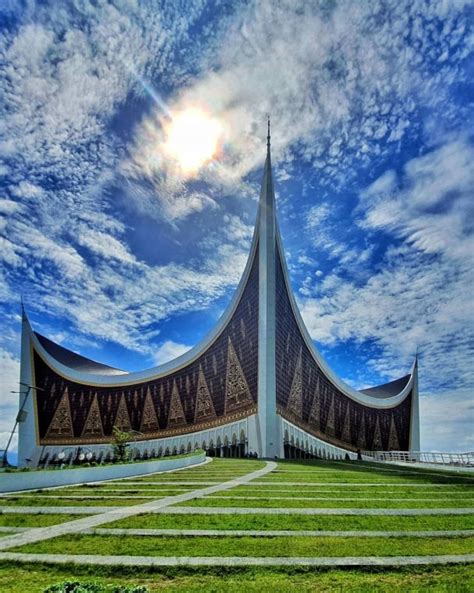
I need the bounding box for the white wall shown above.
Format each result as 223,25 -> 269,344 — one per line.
0,451 -> 205,493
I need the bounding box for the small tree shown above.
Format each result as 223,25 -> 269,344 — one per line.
111,426 -> 132,463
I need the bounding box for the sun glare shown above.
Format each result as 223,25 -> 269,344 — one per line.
163,108 -> 222,174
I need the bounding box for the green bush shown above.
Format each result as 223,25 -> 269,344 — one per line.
44,581 -> 148,593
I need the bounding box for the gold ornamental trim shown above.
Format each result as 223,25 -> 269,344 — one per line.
39,405 -> 257,446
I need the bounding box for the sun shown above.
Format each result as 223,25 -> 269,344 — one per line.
163,108 -> 222,174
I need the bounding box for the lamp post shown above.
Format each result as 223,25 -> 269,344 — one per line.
3,383 -> 44,467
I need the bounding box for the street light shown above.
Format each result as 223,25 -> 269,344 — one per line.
3,383 -> 44,467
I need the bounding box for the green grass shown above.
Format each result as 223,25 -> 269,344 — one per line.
108,511 -> 474,531
178,496 -> 474,508
218,486 -> 474,497
0,497 -> 151,507
0,514 -> 84,528
258,474 -> 474,485
26,488 -> 192,496
12,534 -> 474,557
0,562 -> 473,593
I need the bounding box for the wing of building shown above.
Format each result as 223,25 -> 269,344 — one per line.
17,127 -> 420,467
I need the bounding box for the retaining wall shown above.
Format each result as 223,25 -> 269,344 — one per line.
0,452 -> 206,493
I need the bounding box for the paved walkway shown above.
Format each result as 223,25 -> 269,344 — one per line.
7,494 -> 472,502
274,466 -> 474,479
88,528 -> 474,538
226,482 -> 472,487
0,552 -> 472,567
3,504 -> 473,516
203,495 -> 474,501
0,507 -> 110,514
0,461 -> 277,552
1,526 -> 473,538
150,506 -> 474,515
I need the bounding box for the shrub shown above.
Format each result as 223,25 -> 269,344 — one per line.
44,581 -> 148,593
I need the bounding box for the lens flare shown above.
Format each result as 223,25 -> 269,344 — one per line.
163,108 -> 222,174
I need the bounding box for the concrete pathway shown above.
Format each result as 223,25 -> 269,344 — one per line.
3,504 -> 473,516
150,506 -> 474,515
203,495 -> 474,502
4,495 -> 165,500
237,482 -> 474,487
0,461 -> 277,552
2,526 -> 473,538
0,552 -> 472,567
0,507 -> 111,514
273,466 -> 474,479
87,528 -> 474,538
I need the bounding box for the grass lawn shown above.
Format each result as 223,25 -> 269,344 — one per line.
11,534 -> 474,557
67,486 -> 195,492
178,497 -> 474,509
258,474 -> 474,485
0,514 -> 85,528
218,486 -> 474,497
0,497 -> 151,507
108,511 -> 474,531
0,562 -> 473,593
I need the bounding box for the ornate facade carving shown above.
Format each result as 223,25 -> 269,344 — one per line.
224,337 -> 253,414
372,416 -> 383,450
194,365 -> 216,423
168,380 -> 187,427
140,386 -> 159,432
81,393 -> 103,438
286,349 -> 303,418
113,393 -> 132,432
341,404 -> 351,443
388,415 -> 400,451
357,413 -> 367,449
46,387 -> 73,438
325,395 -> 335,437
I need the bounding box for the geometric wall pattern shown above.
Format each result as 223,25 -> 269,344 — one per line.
275,248 -> 411,451
34,252 -> 259,445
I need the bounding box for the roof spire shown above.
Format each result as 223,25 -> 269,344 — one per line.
266,115 -> 271,152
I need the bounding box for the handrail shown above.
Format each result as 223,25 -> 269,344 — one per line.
361,450 -> 474,466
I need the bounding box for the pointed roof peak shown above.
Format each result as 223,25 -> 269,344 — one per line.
21,296 -> 30,325
267,115 -> 271,152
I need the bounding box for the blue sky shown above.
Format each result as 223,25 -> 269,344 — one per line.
0,0 -> 473,455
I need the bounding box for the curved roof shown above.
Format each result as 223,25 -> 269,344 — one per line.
35,333 -> 127,376
360,375 -> 411,398
25,138 -> 415,409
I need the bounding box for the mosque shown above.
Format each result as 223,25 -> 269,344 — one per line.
17,124 -> 420,467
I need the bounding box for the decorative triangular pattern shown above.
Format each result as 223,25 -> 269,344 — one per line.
81,393 -> 103,438
325,395 -> 335,436
341,404 -> 351,444
308,380 -> 320,428
167,380 -> 186,427
113,393 -> 132,432
46,387 -> 73,438
388,415 -> 400,451
194,365 -> 216,423
357,413 -> 367,449
372,416 -> 383,450
224,337 -> 253,414
286,349 -> 303,419
140,386 -> 159,432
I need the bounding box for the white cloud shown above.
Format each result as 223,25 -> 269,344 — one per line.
299,136 -> 474,401
359,137 -> 474,262
151,340 -> 190,365
420,389 -> 474,453
0,349 -> 21,454
77,230 -> 137,264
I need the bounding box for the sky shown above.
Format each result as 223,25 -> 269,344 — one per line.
0,0 -> 473,457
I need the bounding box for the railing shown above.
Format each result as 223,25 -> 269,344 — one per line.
362,450 -> 474,467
